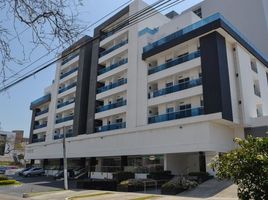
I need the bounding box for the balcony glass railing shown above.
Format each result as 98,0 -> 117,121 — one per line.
61,52 -> 79,65
98,58 -> 128,75
149,78 -> 202,98
35,108 -> 49,116
143,13 -> 223,53
148,107 -> 204,124
96,100 -> 127,113
34,123 -> 47,130
99,40 -> 128,58
95,122 -> 126,132
55,115 -> 74,124
58,82 -> 77,94
148,51 -> 200,75
53,132 -> 73,140
60,67 -> 78,79
32,138 -> 45,143
30,94 -> 51,109
97,79 -> 127,94
57,99 -> 75,109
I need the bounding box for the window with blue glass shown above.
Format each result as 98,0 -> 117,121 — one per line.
166,107 -> 174,113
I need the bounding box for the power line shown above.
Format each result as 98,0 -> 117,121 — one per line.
1,0 -> 169,88
2,0 -> 133,84
0,0 -> 186,93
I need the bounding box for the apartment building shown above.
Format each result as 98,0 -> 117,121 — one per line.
26,0 -> 268,177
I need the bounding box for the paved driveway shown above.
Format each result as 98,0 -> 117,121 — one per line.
0,175 -> 76,197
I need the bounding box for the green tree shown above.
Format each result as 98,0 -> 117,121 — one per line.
210,136 -> 268,199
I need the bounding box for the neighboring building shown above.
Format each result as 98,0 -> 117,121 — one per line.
0,130 -> 28,163
25,0 -> 268,177
184,0 -> 268,57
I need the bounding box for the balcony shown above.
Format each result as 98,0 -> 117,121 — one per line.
97,79 -> 127,94
34,123 -> 47,130
96,100 -> 127,113
98,58 -> 128,75
58,82 -> 77,94
35,108 -> 49,116
148,107 -> 204,124
99,40 -> 128,58
32,138 -> 46,143
53,132 -> 74,140
100,22 -> 129,41
30,94 -> 51,109
95,122 -> 126,132
148,51 -> 200,75
57,99 -> 75,109
149,78 -> 202,98
55,116 -> 74,124
61,52 -> 79,65
60,67 -> 78,79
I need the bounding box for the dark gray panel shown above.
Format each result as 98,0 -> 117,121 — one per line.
200,31 -> 233,121
86,39 -> 100,134
73,37 -> 93,136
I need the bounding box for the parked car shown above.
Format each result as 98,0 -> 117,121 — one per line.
23,167 -> 44,177
53,170 -> 64,180
0,167 -> 6,174
17,167 -> 32,176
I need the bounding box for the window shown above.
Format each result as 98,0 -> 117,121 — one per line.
179,104 -> 191,111
178,77 -> 190,84
166,82 -> 173,88
166,107 -> 174,113
177,52 -> 189,59
266,72 -> 268,85
193,7 -> 202,18
116,118 -> 123,123
250,60 -> 258,73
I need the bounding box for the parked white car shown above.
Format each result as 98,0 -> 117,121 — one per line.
22,167 -> 44,177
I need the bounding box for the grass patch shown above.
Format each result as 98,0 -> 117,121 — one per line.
131,195 -> 160,200
68,192 -> 113,200
0,180 -> 21,186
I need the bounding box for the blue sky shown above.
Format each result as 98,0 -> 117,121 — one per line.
0,0 -> 202,137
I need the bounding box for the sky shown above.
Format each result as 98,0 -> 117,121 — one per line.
0,0 -> 203,137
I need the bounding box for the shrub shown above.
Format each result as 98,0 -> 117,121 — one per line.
0,179 -> 16,185
118,179 -> 144,192
113,171 -> 134,183
210,136 -> 268,200
119,179 -> 144,187
0,175 -> 8,181
188,172 -> 212,183
161,176 -> 198,195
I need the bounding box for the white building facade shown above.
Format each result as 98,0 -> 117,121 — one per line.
25,0 -> 268,176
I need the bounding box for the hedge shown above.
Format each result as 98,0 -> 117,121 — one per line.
0,175 -> 8,181
0,180 -> 17,185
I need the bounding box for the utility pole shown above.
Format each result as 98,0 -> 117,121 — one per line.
63,126 -> 68,190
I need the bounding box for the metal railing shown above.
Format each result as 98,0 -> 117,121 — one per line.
58,82 -> 77,94
60,67 -> 78,79
99,40 -> 128,58
35,108 -> 49,116
96,100 -> 126,113
148,51 -> 200,75
53,132 -> 74,140
55,115 -> 74,124
34,123 -> 47,130
149,78 -> 202,98
95,122 -> 126,132
148,107 -> 204,124
61,52 -> 79,65
57,99 -> 75,109
98,58 -> 128,75
96,79 -> 127,94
